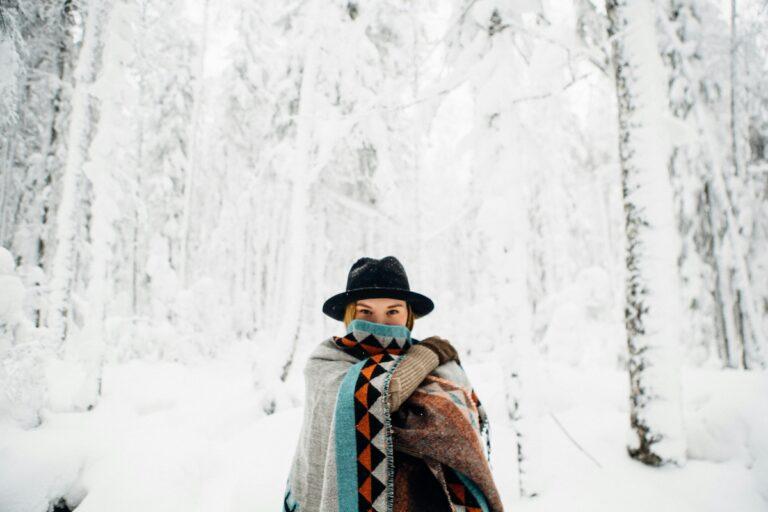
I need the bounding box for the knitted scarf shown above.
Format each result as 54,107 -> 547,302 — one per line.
281,319 -> 501,512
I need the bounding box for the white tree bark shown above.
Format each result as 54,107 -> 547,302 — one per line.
278,33 -> 319,382
606,0 -> 686,466
47,0 -> 112,349
180,0 -> 210,288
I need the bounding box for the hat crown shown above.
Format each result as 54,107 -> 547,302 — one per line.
322,255 -> 434,322
346,256 -> 410,291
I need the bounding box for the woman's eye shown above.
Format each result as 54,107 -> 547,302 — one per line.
388,310 -> 398,315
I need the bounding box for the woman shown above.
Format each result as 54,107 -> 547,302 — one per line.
282,256 -> 503,511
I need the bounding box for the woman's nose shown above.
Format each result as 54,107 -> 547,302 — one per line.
370,313 -> 391,325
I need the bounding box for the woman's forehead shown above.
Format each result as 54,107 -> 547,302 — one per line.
356,298 -> 406,307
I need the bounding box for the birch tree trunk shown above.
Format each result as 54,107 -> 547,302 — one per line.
278,32 -> 320,383
605,0 -> 686,466
47,0 -> 112,349
180,0 -> 210,289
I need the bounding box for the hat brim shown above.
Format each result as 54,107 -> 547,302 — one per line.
322,287 -> 434,322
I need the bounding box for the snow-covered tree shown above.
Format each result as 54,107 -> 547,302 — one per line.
210,0 -> 438,386
605,0 -> 686,466
0,247 -> 47,428
46,0 -> 113,348
657,0 -> 767,370
1,1 -> 80,328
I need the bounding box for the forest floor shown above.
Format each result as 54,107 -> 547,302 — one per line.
0,342 -> 766,511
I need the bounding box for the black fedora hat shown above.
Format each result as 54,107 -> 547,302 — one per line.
322,256 -> 434,322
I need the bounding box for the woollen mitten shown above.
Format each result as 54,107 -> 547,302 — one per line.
419,336 -> 461,366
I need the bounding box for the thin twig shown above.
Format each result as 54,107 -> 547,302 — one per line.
549,412 -> 603,468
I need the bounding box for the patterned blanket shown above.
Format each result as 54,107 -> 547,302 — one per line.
392,374 -> 503,511
282,319 -> 503,511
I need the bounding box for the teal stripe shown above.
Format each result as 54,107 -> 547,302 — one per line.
347,318 -> 411,342
334,359 -> 366,512
452,468 -> 491,512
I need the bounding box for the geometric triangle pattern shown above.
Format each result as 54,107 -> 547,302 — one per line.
332,321 -> 415,511
414,375 -> 490,511
332,320 -> 494,511
444,467 -> 484,512
333,331 -> 412,359
353,354 -> 390,510
418,375 -> 485,449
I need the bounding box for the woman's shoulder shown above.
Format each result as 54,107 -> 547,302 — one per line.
302,335 -> 359,388
307,335 -> 339,359
304,335 -> 357,368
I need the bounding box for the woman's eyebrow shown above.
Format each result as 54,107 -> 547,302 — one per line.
356,303 -> 403,308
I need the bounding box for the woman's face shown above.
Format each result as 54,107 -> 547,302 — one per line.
354,298 -> 408,326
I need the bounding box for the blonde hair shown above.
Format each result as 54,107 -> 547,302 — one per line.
343,300 -> 415,331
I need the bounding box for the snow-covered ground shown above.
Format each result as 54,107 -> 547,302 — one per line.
1,342 -> 765,512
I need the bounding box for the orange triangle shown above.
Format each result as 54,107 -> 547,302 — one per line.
359,475 -> 372,501
358,444 -> 372,470
361,364 -> 376,380
355,383 -> 370,406
357,413 -> 371,439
